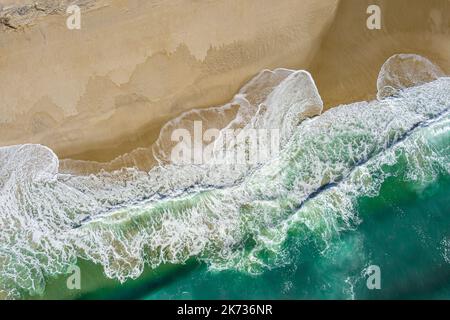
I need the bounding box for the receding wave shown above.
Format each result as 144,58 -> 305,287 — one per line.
0,54 -> 449,299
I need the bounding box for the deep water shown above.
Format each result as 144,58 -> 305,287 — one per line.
76,171 -> 449,300
141,173 -> 450,300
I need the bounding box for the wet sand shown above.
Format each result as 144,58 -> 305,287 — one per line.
0,0 -> 449,173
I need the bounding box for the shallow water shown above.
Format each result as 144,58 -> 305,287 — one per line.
1,54 -> 449,299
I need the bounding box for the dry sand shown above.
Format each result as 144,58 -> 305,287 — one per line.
0,0 -> 449,173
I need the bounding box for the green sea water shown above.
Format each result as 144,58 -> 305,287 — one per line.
145,173 -> 450,300
1,56 -> 449,300
50,151 -> 449,300
80,140 -> 450,300
35,81 -> 450,300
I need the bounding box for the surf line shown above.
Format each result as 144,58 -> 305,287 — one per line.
177,304 -> 212,318
290,106 -> 450,213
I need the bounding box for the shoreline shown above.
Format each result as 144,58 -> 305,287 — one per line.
0,0 -> 338,168
0,0 -> 449,170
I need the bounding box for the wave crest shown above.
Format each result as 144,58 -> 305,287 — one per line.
0,55 -> 449,298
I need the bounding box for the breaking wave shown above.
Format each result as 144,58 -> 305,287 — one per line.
0,54 -> 449,299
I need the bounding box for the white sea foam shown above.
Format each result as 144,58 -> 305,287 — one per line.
0,55 -> 449,298
377,53 -> 445,100
153,68 -> 294,165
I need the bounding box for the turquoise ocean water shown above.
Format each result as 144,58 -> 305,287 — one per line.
0,54 -> 449,300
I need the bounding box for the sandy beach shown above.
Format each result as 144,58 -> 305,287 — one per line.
1,0 -> 450,301
0,0 -> 447,169
1,0 -> 449,173
0,0 -> 336,170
